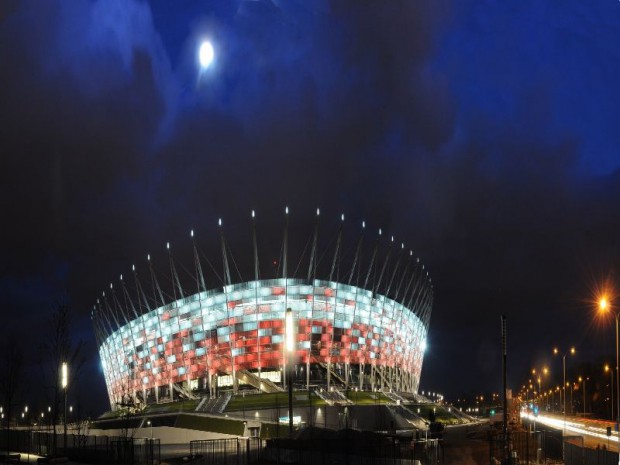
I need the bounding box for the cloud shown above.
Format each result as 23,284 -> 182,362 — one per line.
2,0 -> 620,407
0,0 -> 173,273
154,0 -> 457,224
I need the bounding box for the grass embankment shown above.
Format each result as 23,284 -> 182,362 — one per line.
226,390 -> 392,411
344,390 -> 390,405
225,391 -> 327,412
412,403 -> 462,425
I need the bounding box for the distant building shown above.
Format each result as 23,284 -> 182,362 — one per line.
92,212 -> 433,409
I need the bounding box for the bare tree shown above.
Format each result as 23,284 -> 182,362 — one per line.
41,300 -> 85,456
116,380 -> 142,440
0,334 -> 24,454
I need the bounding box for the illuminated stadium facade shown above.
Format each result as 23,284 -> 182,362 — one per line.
92,211 -> 433,409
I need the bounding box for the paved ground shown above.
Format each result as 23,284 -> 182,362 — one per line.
442,422 -> 491,465
0,451 -> 46,463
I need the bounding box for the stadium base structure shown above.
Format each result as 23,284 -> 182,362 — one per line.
92,211 -> 433,410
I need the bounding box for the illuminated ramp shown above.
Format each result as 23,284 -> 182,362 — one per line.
389,404 -> 428,429
236,369 -> 284,393
319,362 -> 347,386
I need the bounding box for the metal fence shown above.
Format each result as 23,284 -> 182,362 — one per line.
190,437 -> 262,465
190,436 -> 442,465
0,429 -> 160,464
488,429 -> 573,464
565,439 -> 620,465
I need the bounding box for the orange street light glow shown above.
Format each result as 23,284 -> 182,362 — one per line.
600,297 -> 609,311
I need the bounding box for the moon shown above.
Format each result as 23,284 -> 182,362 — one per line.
199,41 -> 214,69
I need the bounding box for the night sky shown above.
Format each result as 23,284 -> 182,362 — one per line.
2,0 -> 620,416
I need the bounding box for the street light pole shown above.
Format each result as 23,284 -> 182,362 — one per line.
553,347 -> 575,434
61,362 -> 68,454
532,367 -> 549,410
615,312 -> 619,462
563,356 -> 566,418
285,308 -> 294,436
607,365 -> 615,421
600,295 -> 620,465
579,377 -> 586,416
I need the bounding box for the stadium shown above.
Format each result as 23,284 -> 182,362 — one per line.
92,210 -> 433,410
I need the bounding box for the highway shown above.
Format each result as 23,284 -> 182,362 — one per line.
521,410 -> 620,451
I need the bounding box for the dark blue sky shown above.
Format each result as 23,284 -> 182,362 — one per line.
1,0 -> 620,416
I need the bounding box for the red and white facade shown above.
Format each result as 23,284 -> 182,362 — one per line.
96,277 -> 431,408
93,213 -> 433,409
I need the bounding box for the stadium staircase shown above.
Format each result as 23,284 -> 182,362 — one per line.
235,369 -> 283,393
314,388 -> 352,405
383,391 -> 407,404
387,404 -> 428,429
449,407 -> 476,422
413,392 -> 432,403
195,397 -> 209,412
195,392 -> 232,413
172,382 -> 196,399
318,362 -> 347,386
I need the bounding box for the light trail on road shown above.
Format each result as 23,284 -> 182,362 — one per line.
521,411 -> 620,451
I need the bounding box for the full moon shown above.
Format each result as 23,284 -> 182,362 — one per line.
199,41 -> 214,69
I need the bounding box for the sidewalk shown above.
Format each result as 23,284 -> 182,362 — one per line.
0,450 -> 45,463
0,451 -> 84,464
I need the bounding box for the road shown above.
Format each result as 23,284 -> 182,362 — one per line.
521,411 -> 620,451
441,422 -> 491,465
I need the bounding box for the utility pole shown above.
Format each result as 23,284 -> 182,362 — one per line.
501,316 -> 509,461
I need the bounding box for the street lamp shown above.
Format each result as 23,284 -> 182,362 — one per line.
532,367 -> 549,406
553,346 -> 575,432
550,387 -> 555,411
285,308 -> 294,435
567,381 -> 573,416
61,361 -> 68,453
147,420 -> 153,438
600,294 -> 620,465
578,376 -> 588,416
607,365 -> 615,421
